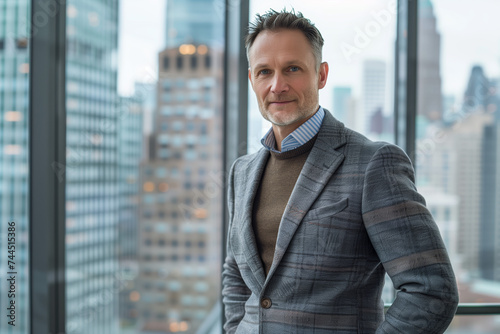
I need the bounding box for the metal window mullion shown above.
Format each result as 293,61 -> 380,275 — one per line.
405,0 -> 418,165
221,0 -> 250,330
385,303 -> 500,315
395,0 -> 417,164
455,304 -> 500,315
29,1 -> 67,333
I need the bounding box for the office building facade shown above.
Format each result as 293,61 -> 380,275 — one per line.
138,45 -> 223,333
0,1 -> 30,331
417,0 -> 443,122
362,59 -> 387,138
65,1 -> 121,333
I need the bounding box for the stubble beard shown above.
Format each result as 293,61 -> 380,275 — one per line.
259,91 -> 319,127
259,105 -> 311,127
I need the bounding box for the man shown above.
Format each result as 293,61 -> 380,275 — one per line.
222,9 -> 458,334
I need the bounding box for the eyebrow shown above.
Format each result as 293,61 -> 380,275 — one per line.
252,60 -> 308,73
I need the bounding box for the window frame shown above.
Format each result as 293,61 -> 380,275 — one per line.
29,0 -> 67,333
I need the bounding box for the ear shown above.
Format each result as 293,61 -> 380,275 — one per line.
317,62 -> 329,89
248,67 -> 253,86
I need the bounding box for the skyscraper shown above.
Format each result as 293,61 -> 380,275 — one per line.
1,1 -> 135,332
479,78 -> 500,281
65,1 -> 121,333
464,66 -> 493,113
417,0 -> 443,122
138,45 -> 223,334
135,2 -> 225,331
117,95 -> 144,329
0,1 -> 30,332
362,59 -> 386,137
332,86 -> 354,127
417,65 -> 500,280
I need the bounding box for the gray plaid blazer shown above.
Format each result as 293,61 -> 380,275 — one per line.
222,110 -> 458,333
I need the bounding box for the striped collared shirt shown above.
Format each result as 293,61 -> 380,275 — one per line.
261,106 -> 325,153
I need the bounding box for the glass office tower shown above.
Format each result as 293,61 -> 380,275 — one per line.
117,95 -> 143,330
138,45 -> 223,334
65,1 -> 122,333
133,1 -> 225,332
0,0 -> 30,332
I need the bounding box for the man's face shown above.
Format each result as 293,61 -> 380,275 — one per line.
248,29 -> 328,128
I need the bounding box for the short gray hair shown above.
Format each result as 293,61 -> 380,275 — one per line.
246,8 -> 324,70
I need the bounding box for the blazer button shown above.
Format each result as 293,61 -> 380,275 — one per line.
261,297 -> 272,309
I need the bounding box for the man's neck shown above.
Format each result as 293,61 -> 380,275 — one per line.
272,107 -> 319,151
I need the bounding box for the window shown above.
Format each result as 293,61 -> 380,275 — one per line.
163,55 -> 170,70
415,1 -> 500,330
16,38 -> 29,49
177,55 -> 184,70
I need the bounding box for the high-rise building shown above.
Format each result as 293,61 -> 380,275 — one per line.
416,65 -> 500,281
137,45 -> 223,333
417,0 -> 443,122
418,113 -> 494,279
1,1 -> 130,332
65,1 -> 121,333
362,59 -> 386,137
135,82 -> 157,160
420,188 -> 459,262
117,95 -> 144,329
369,108 -> 393,138
136,2 -> 225,331
166,0 -> 224,48
464,66 -> 494,113
480,122 -> 498,280
332,86 -> 355,128
479,78 -> 500,281
0,1 -> 30,332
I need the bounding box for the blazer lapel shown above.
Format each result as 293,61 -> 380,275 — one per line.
266,110 -> 348,282
237,148 -> 269,287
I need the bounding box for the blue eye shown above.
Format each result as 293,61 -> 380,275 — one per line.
259,69 -> 270,75
289,66 -> 299,72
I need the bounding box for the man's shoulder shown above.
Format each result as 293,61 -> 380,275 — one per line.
230,148 -> 267,173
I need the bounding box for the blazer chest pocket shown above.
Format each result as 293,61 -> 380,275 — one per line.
303,197 -> 348,222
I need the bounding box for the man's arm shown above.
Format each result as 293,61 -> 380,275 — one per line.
222,160 -> 251,333
362,144 -> 459,333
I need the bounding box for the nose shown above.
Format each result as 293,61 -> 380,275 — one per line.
270,73 -> 289,94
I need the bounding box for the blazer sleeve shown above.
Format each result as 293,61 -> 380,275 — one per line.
222,160 -> 252,333
361,144 -> 459,334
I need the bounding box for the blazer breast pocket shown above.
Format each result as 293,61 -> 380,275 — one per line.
302,197 -> 349,222
293,197 -> 361,270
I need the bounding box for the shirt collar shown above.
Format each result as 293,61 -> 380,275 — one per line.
261,106 -> 325,153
